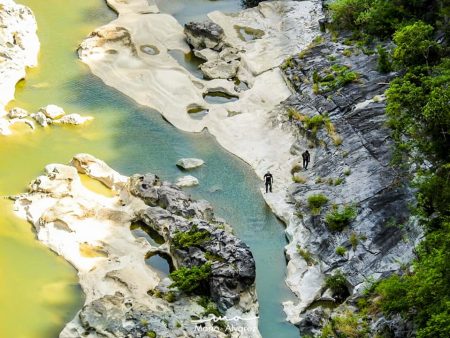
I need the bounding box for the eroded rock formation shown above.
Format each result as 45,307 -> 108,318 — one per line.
14,154 -> 260,337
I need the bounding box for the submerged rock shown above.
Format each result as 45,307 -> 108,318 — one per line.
176,158 -> 205,170
14,154 -> 260,337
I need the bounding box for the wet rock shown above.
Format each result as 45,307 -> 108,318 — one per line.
8,107 -> 29,119
176,158 -> 204,170
175,175 -> 199,187
184,20 -> 224,50
39,104 -> 65,119
53,113 -> 93,125
31,111 -> 50,127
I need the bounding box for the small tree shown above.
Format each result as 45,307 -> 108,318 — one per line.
169,263 -> 212,293
393,21 -> 441,67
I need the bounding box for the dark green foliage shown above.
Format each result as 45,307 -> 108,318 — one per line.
316,64 -> 360,93
392,21 -> 442,68
198,297 -> 222,317
325,270 -> 350,301
377,45 -> 392,73
325,205 -> 357,231
169,263 -> 212,293
330,0 -> 447,38
376,222 -> 450,337
328,0 -> 450,336
172,225 -> 211,249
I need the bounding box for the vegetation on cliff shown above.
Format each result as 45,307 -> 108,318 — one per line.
327,0 -> 449,336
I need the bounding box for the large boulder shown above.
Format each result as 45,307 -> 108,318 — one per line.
176,158 -> 204,170
184,20 -> 224,50
39,104 -> 65,119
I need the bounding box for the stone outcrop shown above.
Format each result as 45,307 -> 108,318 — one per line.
184,20 -> 224,50
0,0 -> 39,135
265,33 -> 422,333
14,154 -> 260,337
176,175 -> 199,187
176,158 -> 204,170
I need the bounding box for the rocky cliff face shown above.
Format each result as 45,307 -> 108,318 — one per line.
14,154 -> 260,338
270,34 -> 422,333
0,0 -> 39,134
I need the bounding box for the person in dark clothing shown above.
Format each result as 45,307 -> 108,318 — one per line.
264,171 -> 273,193
302,150 -> 311,170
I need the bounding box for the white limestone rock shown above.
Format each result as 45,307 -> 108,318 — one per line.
8,107 -> 29,118
31,111 -> 50,127
176,158 -> 204,170
39,104 -> 65,119
53,113 -> 93,125
175,175 -> 199,187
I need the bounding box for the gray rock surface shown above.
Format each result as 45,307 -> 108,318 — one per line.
184,20 -> 224,50
130,173 -> 256,310
276,33 -> 422,330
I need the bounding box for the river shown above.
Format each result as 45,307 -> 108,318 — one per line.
0,0 -> 299,337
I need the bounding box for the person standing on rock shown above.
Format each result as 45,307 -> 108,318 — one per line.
264,171 -> 274,193
302,150 -> 311,170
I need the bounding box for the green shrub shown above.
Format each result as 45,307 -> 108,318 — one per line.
172,225 -> 211,249
293,174 -> 307,184
291,163 -> 302,175
304,114 -> 325,136
297,245 -> 315,265
392,21 -> 442,68
198,297 -> 222,317
325,270 -> 349,301
343,167 -> 351,176
336,246 -> 347,256
204,251 -> 225,263
325,205 -> 357,231
350,232 -> 359,250
169,263 -> 212,293
146,331 -> 156,338
307,193 -> 329,215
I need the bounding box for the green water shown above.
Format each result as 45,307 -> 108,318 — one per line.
0,0 -> 299,337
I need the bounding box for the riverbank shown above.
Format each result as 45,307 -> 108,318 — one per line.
0,0 -> 39,134
78,0 -> 322,189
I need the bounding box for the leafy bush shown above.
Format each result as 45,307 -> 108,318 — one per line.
392,21 -> 442,68
325,270 -> 350,301
172,225 -> 211,249
307,193 -> 329,215
325,205 -> 357,231
169,263 -> 212,293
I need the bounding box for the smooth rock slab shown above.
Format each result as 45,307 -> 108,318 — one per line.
39,104 -> 65,119
53,113 -> 94,125
176,158 -> 204,170
175,175 -> 199,187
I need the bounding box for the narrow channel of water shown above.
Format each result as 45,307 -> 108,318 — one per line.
0,1 -> 299,337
